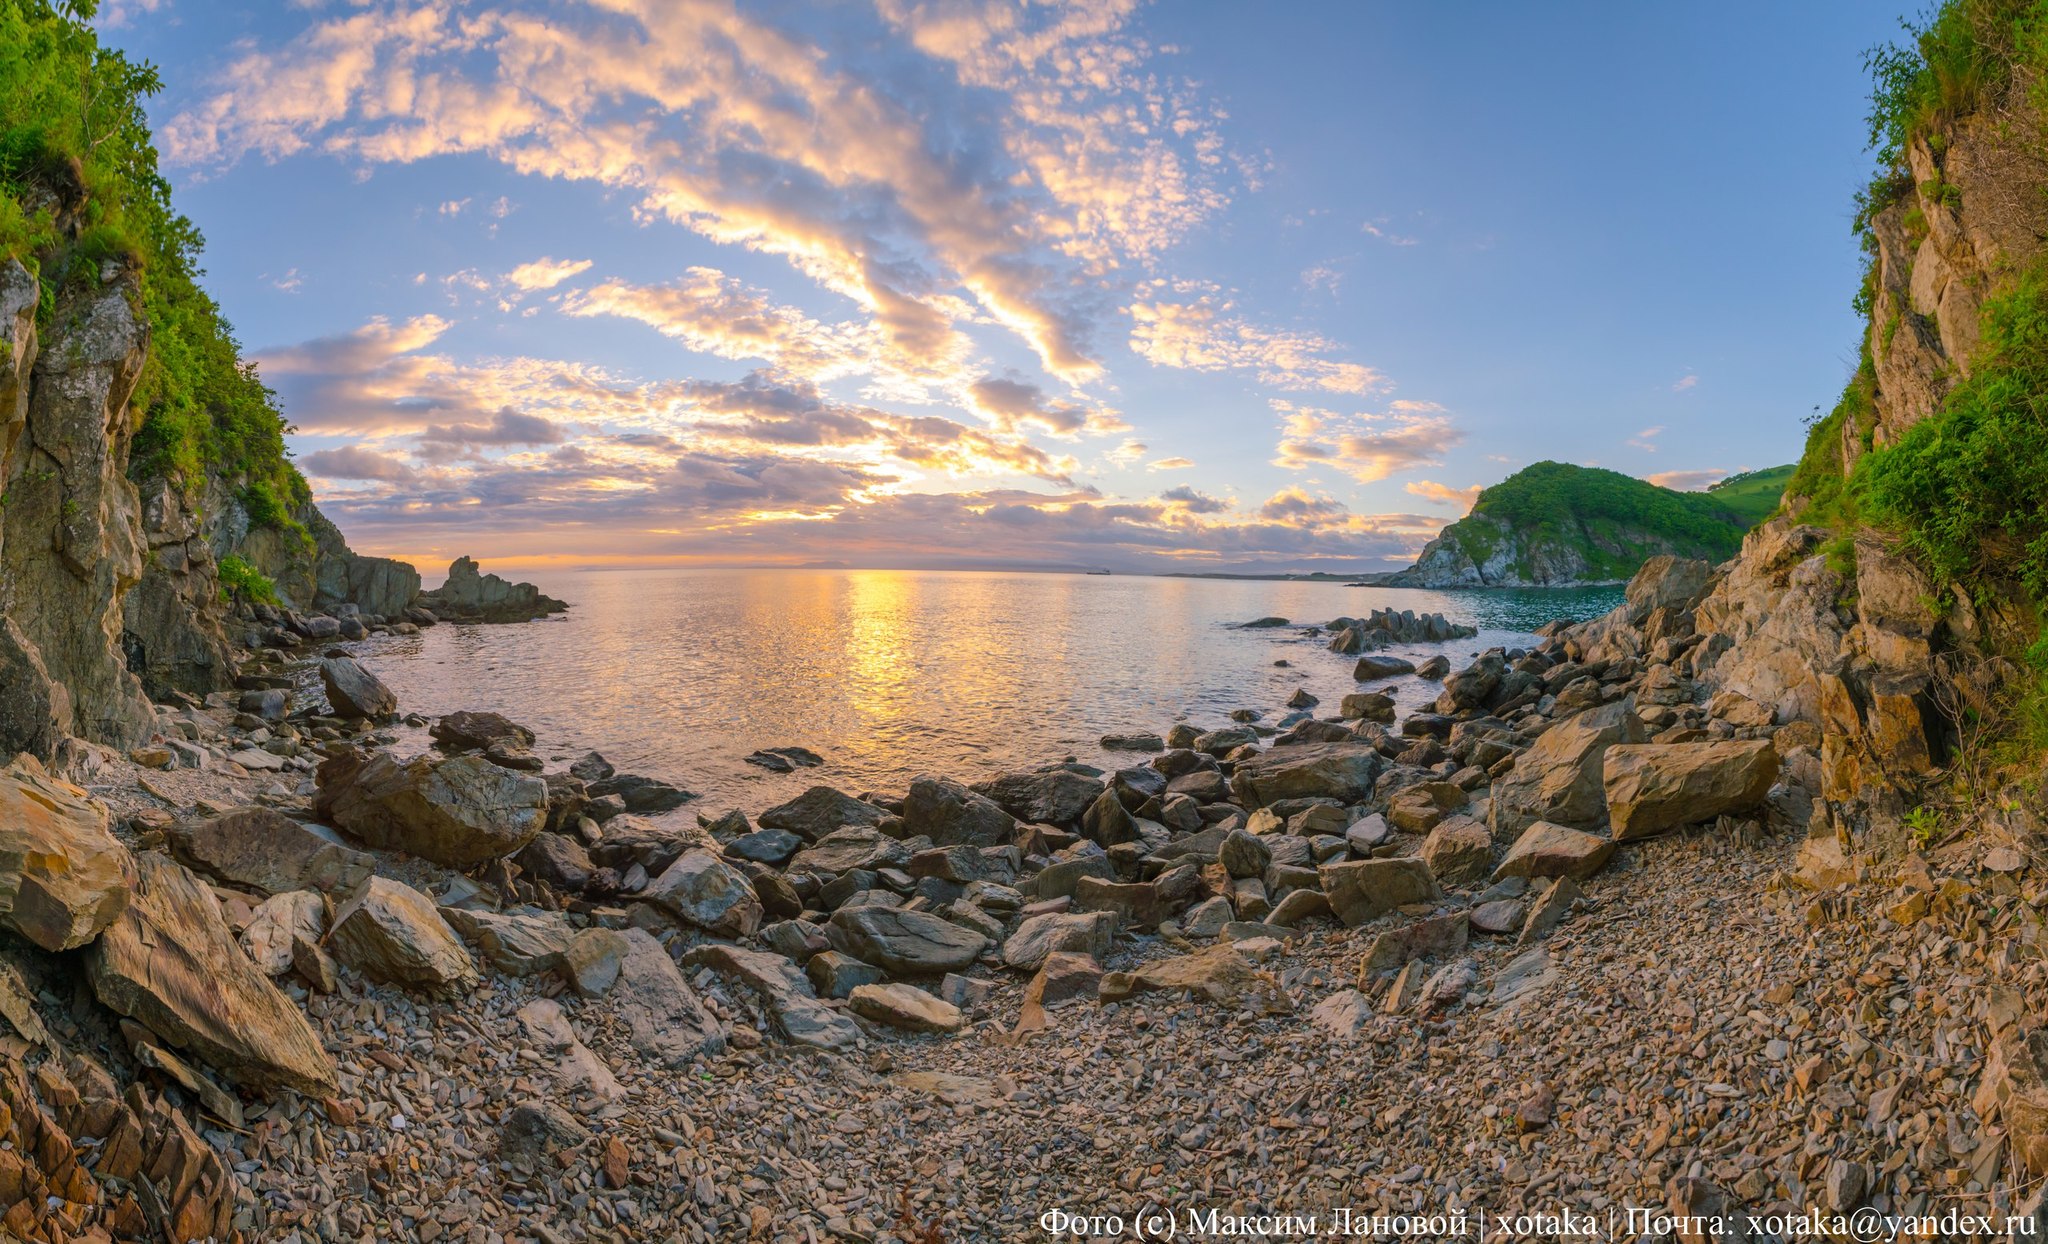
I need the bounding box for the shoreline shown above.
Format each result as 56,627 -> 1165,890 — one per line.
3,559 -> 2006,1241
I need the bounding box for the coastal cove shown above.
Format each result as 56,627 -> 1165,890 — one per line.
342,569 -> 1624,808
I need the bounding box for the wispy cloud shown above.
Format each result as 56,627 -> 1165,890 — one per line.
505,257 -> 593,292
1270,399 -> 1461,484
1672,373 -> 1699,392
1629,425 -> 1665,452
1405,479 -> 1482,512
1128,283 -> 1383,395
1646,468 -> 1725,491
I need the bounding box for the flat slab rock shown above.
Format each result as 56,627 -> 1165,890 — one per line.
171,806 -> 374,898
86,853 -> 337,1098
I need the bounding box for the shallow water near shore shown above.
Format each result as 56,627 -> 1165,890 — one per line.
355,568 -> 1623,809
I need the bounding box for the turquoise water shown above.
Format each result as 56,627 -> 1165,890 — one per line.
355,569 -> 1622,812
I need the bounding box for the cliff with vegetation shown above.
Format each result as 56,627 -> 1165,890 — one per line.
0,0 -> 417,753
1378,461 -> 1790,587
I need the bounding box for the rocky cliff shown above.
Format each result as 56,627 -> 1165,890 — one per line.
1378,461 -> 1784,588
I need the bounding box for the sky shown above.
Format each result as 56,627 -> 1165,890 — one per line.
99,0 -> 1907,575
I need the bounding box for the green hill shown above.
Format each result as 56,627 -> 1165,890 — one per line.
1380,460 -> 1791,587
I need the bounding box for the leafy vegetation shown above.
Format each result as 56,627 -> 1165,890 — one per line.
214,553 -> 278,605
1705,464 -> 1797,527
0,0 -> 308,541
1436,461 -> 1789,582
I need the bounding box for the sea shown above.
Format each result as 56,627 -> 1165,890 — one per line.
349,568 -> 1624,813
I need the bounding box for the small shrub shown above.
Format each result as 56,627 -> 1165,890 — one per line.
215,553 -> 278,605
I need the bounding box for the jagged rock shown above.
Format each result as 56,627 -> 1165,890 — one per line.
1493,821 -> 1615,881
1219,829 -> 1272,879
429,709 -> 535,751
612,929 -> 726,1064
318,656 -> 398,718
1603,740 -> 1778,839
0,617 -> 68,762
805,950 -> 885,1000
643,849 -> 764,938
1310,988 -> 1376,1036
1420,818 -> 1494,886
1388,780 -> 1468,833
314,747 -> 547,867
515,998 -> 623,1102
682,944 -> 861,1050
1319,857 -> 1440,926
1232,742 -> 1383,807
725,827 -> 803,865
1080,786 -> 1141,845
171,806 -> 374,898
441,906 -> 575,976
1359,911 -> 1470,975
518,833 -> 594,892
239,890 -> 326,976
1976,1027 -> 2048,1175
0,754 -> 134,950
758,785 -> 889,842
584,771 -> 694,814
330,877 -> 479,992
417,556 -> 567,622
1100,731 -> 1165,752
829,906 -> 988,975
588,814 -> 709,873
2,263 -> 156,750
850,982 -> 963,1033
86,853 -> 337,1097
1098,945 -> 1289,1012
1026,951 -> 1103,1010
1002,910 -> 1115,971
902,775 -> 1016,847
561,927 -> 627,997
1626,555 -> 1715,621
1489,700 -> 1646,841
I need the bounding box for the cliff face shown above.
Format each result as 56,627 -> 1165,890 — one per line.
1629,76 -> 2048,843
0,257 -> 158,749
1386,512 -> 1713,588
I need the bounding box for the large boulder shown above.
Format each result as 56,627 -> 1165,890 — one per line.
611,929 -> 726,1065
330,877 -> 479,992
1232,742 -> 1383,807
315,748 -> 547,867
1318,857 -> 1440,926
1603,741 -> 1778,840
1001,910 -> 1116,971
827,906 -> 987,975
643,849 -> 764,938
1491,821 -> 1615,881
1488,700 -> 1646,841
758,785 -> 889,843
86,854 -> 337,1097
171,807 -> 374,898
974,769 -> 1105,825
318,656 -> 398,719
0,755 -> 134,950
902,776 -> 1016,847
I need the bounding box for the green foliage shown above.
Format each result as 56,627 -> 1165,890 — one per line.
1787,355 -> 1878,531
1704,465 -> 1796,527
0,0 -> 309,532
1863,268 -> 2048,605
215,553 -> 278,605
1903,804 -> 1943,848
1436,462 -> 1789,581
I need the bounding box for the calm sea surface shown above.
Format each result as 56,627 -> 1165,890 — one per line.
355,569 -> 1623,813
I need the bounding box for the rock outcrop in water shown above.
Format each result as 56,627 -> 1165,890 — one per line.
417,556 -> 568,623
